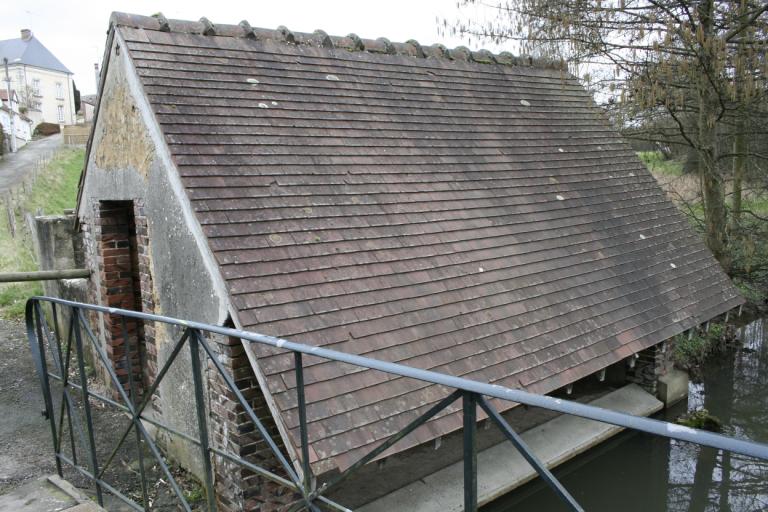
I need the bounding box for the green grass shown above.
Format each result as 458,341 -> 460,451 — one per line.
0,148 -> 84,318
637,151 -> 684,176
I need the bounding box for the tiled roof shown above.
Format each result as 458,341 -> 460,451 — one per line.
110,12 -> 742,473
0,34 -> 72,74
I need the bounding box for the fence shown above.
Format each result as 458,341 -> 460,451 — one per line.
25,296 -> 768,511
1,149 -> 57,239
61,124 -> 91,146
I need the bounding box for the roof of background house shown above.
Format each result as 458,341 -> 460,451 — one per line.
101,12 -> 743,474
0,31 -> 72,74
81,94 -> 98,106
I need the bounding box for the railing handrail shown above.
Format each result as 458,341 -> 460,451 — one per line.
28,296 -> 768,463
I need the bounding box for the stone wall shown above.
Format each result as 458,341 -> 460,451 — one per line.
627,342 -> 671,395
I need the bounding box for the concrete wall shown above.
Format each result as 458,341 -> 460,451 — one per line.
30,213 -> 88,336
81,102 -> 95,123
76,32 -> 230,479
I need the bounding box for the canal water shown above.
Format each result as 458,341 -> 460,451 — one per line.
486,318 -> 768,512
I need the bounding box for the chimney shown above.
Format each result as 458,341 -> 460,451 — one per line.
20,29 -> 32,41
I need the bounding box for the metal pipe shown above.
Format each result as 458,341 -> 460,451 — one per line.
0,269 -> 90,282
28,296 -> 768,462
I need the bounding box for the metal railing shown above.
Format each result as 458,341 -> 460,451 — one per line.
25,296 -> 768,512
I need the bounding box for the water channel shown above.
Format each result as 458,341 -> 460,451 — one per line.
487,317 -> 768,512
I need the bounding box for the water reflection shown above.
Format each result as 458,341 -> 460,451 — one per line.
485,318 -> 768,512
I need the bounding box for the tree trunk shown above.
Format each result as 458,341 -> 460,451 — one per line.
730,0 -> 750,237
697,0 -> 729,269
731,129 -> 746,234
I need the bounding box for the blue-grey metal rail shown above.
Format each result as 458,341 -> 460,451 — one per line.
25,296 -> 768,512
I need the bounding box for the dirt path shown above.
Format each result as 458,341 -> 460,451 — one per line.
0,318 -> 56,493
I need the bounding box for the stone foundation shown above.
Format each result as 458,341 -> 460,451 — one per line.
627,343 -> 667,395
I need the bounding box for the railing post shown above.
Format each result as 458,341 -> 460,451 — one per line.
294,352 -> 313,495
32,301 -> 62,476
52,305 -> 78,468
72,307 -> 104,506
463,391 -> 478,512
121,317 -> 150,510
189,330 -> 217,512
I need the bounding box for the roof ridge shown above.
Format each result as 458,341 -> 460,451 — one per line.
109,11 -> 565,71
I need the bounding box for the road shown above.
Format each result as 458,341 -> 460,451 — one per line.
0,134 -> 62,193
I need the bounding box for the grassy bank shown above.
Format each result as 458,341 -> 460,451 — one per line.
0,147 -> 84,318
640,151 -> 768,309
637,151 -> 683,177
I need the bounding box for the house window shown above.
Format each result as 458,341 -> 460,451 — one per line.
55,82 -> 64,99
32,78 -> 41,96
57,105 -> 64,122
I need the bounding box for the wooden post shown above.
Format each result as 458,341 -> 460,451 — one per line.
0,269 -> 91,282
5,192 -> 16,238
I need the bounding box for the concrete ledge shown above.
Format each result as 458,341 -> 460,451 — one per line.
360,384 -> 662,512
0,474 -> 104,512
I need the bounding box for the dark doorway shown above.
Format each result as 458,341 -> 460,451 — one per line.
98,200 -> 145,396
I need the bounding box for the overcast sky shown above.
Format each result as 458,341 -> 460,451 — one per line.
1,0 -> 511,95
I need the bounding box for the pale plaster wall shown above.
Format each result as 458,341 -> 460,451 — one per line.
77,32 -> 230,478
8,64 -> 76,126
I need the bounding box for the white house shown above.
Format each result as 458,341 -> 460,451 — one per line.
0,29 -> 76,127
0,89 -> 33,150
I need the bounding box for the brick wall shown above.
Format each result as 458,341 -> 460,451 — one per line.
208,332 -> 300,511
88,200 -> 156,398
85,200 -> 294,509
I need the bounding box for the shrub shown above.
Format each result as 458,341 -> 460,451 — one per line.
34,122 -> 61,136
672,323 -> 728,372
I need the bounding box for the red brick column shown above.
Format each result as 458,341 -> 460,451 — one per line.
208,333 -> 300,511
91,200 -> 156,399
98,202 -> 142,394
